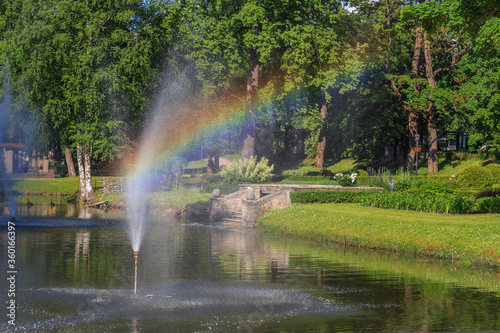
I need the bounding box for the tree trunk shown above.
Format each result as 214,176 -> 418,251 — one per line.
65,146 -> 77,177
83,143 -> 95,200
407,111 -> 418,170
77,142 -> 86,200
241,45 -> 259,160
423,32 -> 438,174
314,95 -> 328,170
407,26 -> 423,171
76,139 -> 95,202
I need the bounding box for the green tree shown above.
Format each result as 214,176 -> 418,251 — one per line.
385,0 -> 470,174
455,0 -> 500,152
3,0 -> 175,201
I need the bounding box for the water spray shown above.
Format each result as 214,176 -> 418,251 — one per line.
134,251 -> 139,295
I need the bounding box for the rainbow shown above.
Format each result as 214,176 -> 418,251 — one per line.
123,91 -> 248,180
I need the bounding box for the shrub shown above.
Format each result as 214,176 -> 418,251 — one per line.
220,156 -> 274,184
476,197 -> 500,213
392,178 -> 413,191
418,180 -> 455,195
484,163 -> 500,184
201,173 -> 222,183
359,192 -> 474,214
457,165 -> 495,188
290,190 -> 370,204
333,173 -> 358,187
281,176 -> 331,182
49,161 -> 68,178
475,188 -> 500,199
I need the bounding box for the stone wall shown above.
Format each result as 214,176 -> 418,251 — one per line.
209,189 -> 246,222
210,184 -> 383,228
242,190 -> 291,227
99,177 -> 125,195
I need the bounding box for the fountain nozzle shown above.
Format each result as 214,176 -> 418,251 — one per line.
134,251 -> 139,295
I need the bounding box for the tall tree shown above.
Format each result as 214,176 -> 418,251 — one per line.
3,0 -> 174,200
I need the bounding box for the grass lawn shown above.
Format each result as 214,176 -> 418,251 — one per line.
259,203 -> 500,266
278,158 -> 365,176
13,177 -> 83,194
148,188 -> 212,210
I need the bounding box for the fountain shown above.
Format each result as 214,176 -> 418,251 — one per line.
123,73 -> 198,294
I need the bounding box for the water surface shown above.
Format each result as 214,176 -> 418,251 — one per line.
1,209 -> 499,332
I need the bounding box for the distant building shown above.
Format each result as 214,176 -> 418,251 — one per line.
437,132 -> 468,151
0,143 -> 53,176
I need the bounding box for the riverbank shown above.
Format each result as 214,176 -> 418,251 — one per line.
257,203 -> 500,267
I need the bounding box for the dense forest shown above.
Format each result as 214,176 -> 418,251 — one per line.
0,0 -> 499,199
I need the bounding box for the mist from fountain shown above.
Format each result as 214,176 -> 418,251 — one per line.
124,72 -> 191,253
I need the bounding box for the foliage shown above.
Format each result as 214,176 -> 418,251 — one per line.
392,178 -> 413,191
476,197 -> 500,214
417,179 -> 456,196
484,163 -> 500,179
220,156 -> 274,184
333,172 -> 358,187
292,189 -> 475,214
49,161 -> 68,178
457,165 -> 496,188
282,176 -> 332,182
290,190 -> 371,204
475,188 -> 500,199
1,0 -> 499,180
359,192 -> 475,214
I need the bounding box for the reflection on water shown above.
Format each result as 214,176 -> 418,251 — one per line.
0,216 -> 499,332
0,200 -> 125,220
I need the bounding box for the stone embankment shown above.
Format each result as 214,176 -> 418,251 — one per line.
209,184 -> 382,227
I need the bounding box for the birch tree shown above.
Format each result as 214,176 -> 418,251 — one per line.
3,0 -> 173,200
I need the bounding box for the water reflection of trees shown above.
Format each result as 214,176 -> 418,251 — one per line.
3,224 -> 500,331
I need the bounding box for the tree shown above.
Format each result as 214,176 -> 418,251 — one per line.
3,0 -> 174,201
455,0 -> 500,152
385,0 -> 470,174
263,0 -> 350,169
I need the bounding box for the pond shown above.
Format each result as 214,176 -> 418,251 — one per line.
1,207 -> 499,332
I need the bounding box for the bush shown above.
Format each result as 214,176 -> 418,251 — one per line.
359,192 -> 474,214
333,173 -> 358,187
484,163 -> 500,184
475,188 -> 500,199
49,161 -> 68,178
417,180 -> 455,195
201,173 -> 222,183
392,178 -> 413,191
220,156 -> 274,184
290,190 -> 370,203
476,197 -> 500,213
281,176 -> 331,182
457,165 -> 495,188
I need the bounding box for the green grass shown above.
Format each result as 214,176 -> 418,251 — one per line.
13,177 -> 84,194
258,203 -> 500,267
148,188 -> 212,211
187,154 -> 242,168
278,158 -> 365,176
